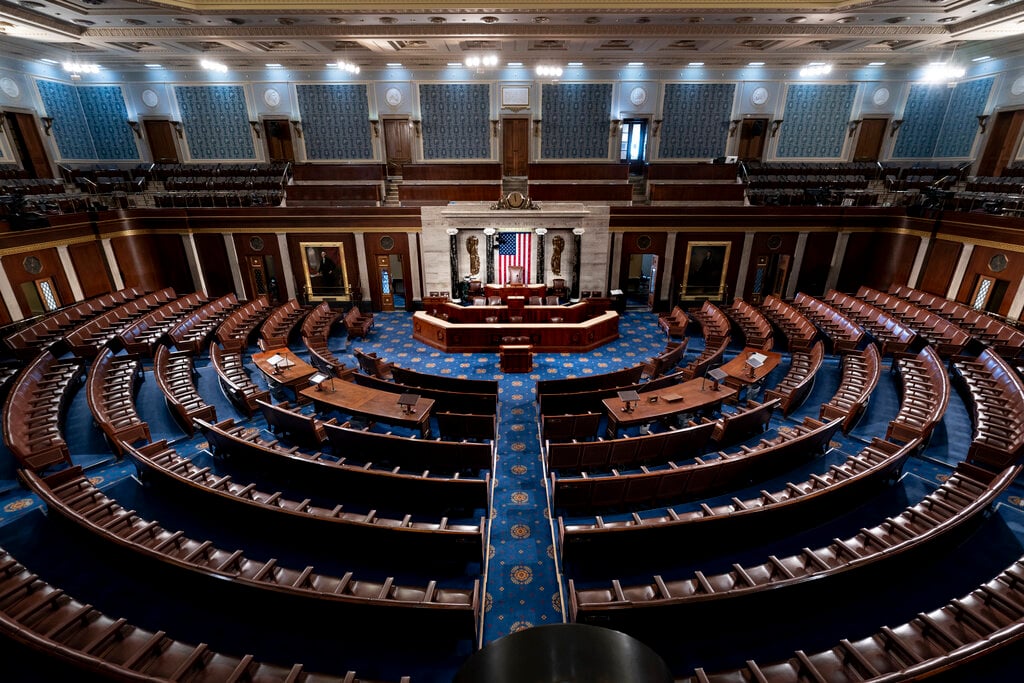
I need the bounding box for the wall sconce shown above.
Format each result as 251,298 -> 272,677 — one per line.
770,119 -> 783,138
412,119 -> 421,137
40,116 -> 54,136
977,115 -> 990,134
729,119 -> 741,138
890,119 -> 904,138
847,119 -> 863,138
290,120 -> 302,138
171,120 -> 183,138
610,119 -> 622,137
533,119 -> 542,137
491,119 -> 499,137
653,119 -> 663,137
249,120 -> 261,139
127,120 -> 141,138
369,119 -> 379,138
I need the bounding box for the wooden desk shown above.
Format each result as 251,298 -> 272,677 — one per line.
300,380 -> 434,437
251,348 -> 316,403
413,310 -> 620,353
484,283 -> 546,302
602,378 -> 736,437
718,347 -> 783,389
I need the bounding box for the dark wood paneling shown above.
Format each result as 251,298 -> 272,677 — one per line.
502,118 -> 529,177
837,232 -> 919,293
795,231 -> 838,297
68,242 -> 112,298
529,183 -> 633,202
398,182 -> 502,205
285,185 -> 381,205
402,163 -> 502,181
528,162 -> 628,181
0,247 -> 73,315
956,244 -> 1024,316
741,231 -> 799,301
647,163 -> 739,181
194,233 -> 234,297
649,183 -> 744,202
917,239 -> 962,297
291,164 -> 386,182
234,233 -> 284,302
111,233 -> 191,294
364,232 -> 411,311
144,119 -> 179,163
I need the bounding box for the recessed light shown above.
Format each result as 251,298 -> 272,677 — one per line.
627,62 -> 644,67
447,62 -> 462,67
688,62 -> 705,67
385,62 -> 402,67
40,58 -> 59,64
144,63 -> 162,68
786,17 -> 806,24
748,62 -> 765,67
429,16 -> 446,24
265,63 -> 282,68
885,17 -> 909,24
836,16 -> 856,24
567,62 -> 583,67
507,62 -> 523,67
972,55 -> 991,62
868,62 -> 886,67
481,16 -> 498,24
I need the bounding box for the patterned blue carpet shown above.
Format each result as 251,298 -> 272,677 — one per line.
2,309 -> 1024,681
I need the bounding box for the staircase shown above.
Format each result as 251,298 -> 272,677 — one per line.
384,177 -> 401,207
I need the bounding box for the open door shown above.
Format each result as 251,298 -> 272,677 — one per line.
5,112 -> 52,178
263,118 -> 295,162
502,118 -> 529,177
383,118 -> 412,176
374,255 -> 395,311
143,119 -> 179,163
620,119 -> 649,177
736,118 -> 768,162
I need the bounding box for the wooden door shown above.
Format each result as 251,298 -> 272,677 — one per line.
737,119 -> 767,162
976,110 -> 1024,177
853,118 -> 887,162
244,255 -> 270,302
502,118 -> 529,177
144,119 -> 179,163
375,254 -> 395,311
383,118 -> 412,176
263,119 -> 295,162
5,112 -> 52,178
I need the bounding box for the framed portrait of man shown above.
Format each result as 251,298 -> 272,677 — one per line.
302,242 -> 349,299
682,241 -> 731,299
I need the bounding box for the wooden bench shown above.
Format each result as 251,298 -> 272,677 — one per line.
208,342 -> 271,417
726,298 -> 775,350
353,372 -> 498,415
153,344 -> 216,436
324,420 -> 494,473
541,412 -> 603,443
688,300 -> 732,347
214,295 -> 271,352
886,346 -> 950,444
825,290 -> 918,356
819,342 -> 882,433
353,348 -> 393,379
952,348 -> 1024,470
85,347 -> 150,455
537,365 -> 645,404
657,305 -> 689,338
20,465 -> 481,639
166,292 -> 240,353
118,291 -> 209,356
760,295 -> 817,351
257,299 -> 311,351
710,397 -> 781,447
344,305 -> 374,340
545,419 -> 717,475
764,339 -> 825,416
257,398 -> 335,448
391,365 -> 498,395
792,291 -> 865,353
642,339 -> 688,380
435,412 -> 498,442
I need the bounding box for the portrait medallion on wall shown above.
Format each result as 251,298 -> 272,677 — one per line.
379,235 -> 395,250
385,87 -> 403,107
635,234 -> 652,250
249,236 -> 265,252
23,256 -> 42,274
751,87 -> 769,106
989,253 -> 1008,273
767,234 -> 783,250
263,88 -> 281,108
629,86 -> 648,107
141,88 -> 159,108
1,77 -> 20,99
872,87 -> 890,106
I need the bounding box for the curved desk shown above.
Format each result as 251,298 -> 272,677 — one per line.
413,310 -> 619,353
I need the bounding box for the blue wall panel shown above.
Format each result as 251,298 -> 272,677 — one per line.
419,83 -> 490,160
777,84 -> 857,158
295,84 -> 373,160
934,77 -> 994,158
36,79 -> 95,160
174,85 -> 255,160
541,83 -> 613,159
77,86 -> 138,160
658,83 -> 735,159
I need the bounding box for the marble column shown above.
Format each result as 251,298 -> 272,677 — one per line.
447,228 -> 460,297
56,245 -> 85,302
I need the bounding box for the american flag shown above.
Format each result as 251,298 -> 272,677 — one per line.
496,232 -> 532,284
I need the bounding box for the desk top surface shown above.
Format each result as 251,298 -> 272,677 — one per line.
300,379 -> 434,426
251,347 -> 316,386
718,347 -> 783,385
602,377 -> 736,426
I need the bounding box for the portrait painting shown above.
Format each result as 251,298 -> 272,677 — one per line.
683,241 -> 731,298
302,242 -> 348,298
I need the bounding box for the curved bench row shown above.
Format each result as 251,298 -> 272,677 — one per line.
19,466 -> 480,639
301,301 -> 347,377
125,440 -> 486,565
166,292 -> 241,354
209,342 -> 271,417
764,339 -> 824,416
687,300 -> 731,347
64,288 -> 177,358
325,420 -> 494,474
214,295 -> 271,352
825,290 -> 918,356
559,436 -> 919,571
117,291 -> 209,356
725,298 -> 774,350
85,348 -> 149,456
791,291 -> 865,353
952,348 -> 1024,471
657,305 -> 688,339
552,416 -> 842,515
569,462 -> 1020,630
1,349 -> 84,471
641,339 -> 688,380
857,286 -> 971,358
0,546 -> 409,683
352,372 -> 498,417
760,295 -> 817,352
154,344 -> 216,437
887,346 -> 951,445
819,341 -> 882,433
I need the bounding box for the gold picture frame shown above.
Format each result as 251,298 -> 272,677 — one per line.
501,85 -> 530,112
301,242 -> 350,300
682,241 -> 731,300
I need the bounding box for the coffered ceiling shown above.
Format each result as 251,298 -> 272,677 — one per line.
1,1 -> 1023,74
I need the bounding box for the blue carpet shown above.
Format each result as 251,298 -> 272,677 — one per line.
2,312 -> 1024,682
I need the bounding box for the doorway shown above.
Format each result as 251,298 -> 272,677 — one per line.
4,112 -> 52,178
619,119 -> 648,176
852,118 -> 888,162
374,255 -> 395,311
976,110 -> 1024,177
263,118 -> 295,162
625,253 -> 656,310
383,118 -> 412,176
143,119 -> 179,163
737,118 -> 768,162
502,118 -> 529,177
244,255 -> 279,304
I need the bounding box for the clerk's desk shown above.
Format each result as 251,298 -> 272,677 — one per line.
602,377 -> 737,437
251,348 -> 316,403
300,378 -> 434,437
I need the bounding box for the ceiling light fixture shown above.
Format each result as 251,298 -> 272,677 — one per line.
688,62 -> 705,67
385,62 -> 402,67
920,62 -> 965,83
334,60 -> 360,74
465,54 -> 498,69
867,62 -> 886,67
748,62 -> 765,67
265,63 -> 282,68
567,62 -> 583,67
507,62 -> 523,67
144,63 -> 163,69
200,59 -> 228,73
63,61 -> 100,75
627,62 -> 644,67
972,55 -> 991,62
799,63 -> 832,77
536,65 -> 563,78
